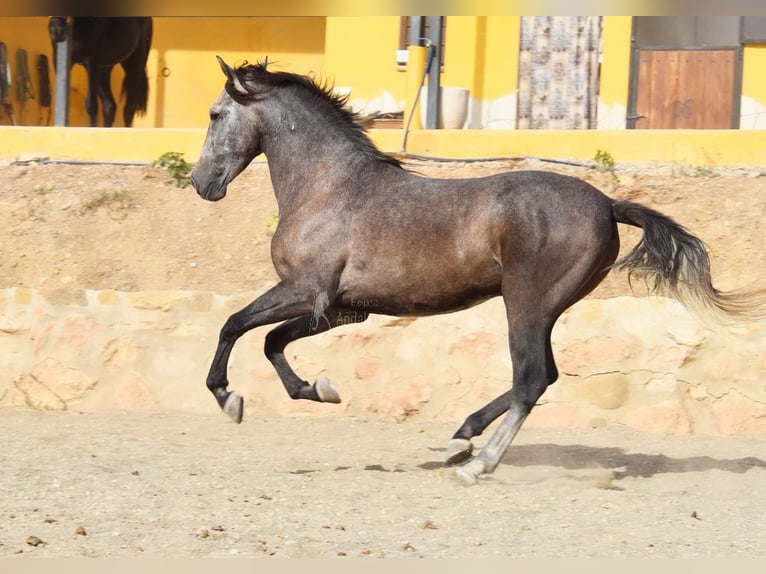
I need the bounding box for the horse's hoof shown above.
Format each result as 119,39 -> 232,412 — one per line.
455,458 -> 484,486
445,438 -> 474,466
315,377 -> 341,404
222,391 -> 244,423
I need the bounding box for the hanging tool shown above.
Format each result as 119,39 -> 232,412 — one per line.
0,42 -> 16,125
16,48 -> 35,124
37,54 -> 51,125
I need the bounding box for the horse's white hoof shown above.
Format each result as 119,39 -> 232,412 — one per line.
222,391 -> 244,423
455,458 -> 485,486
315,377 -> 341,404
445,438 -> 474,466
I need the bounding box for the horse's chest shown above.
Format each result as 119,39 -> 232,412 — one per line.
270,213 -> 349,273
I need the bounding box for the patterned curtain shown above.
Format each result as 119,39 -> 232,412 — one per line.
517,16 -> 602,129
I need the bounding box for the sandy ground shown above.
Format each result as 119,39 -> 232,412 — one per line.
0,156 -> 765,557
2,409 -> 765,558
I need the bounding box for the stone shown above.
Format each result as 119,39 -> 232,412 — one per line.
114,371 -> 155,409
710,391 -> 766,434
573,373 -> 630,410
100,338 -> 142,368
39,289 -> 87,306
449,331 -> 498,358
556,336 -> 633,375
129,290 -> 187,311
97,290 -> 119,306
13,287 -> 34,305
13,359 -> 97,410
56,314 -> 97,353
354,356 -> 382,380
526,402 -> 582,429
620,399 -> 692,435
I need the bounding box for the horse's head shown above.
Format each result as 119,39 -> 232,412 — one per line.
191,56 -> 266,202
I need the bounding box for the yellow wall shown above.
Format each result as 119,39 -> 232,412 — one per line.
324,17 -> 404,101
742,45 -> 766,101
0,17 -> 326,128
479,16 -> 521,100
599,16 -> 632,110
146,17 -> 326,127
1,16 -> 765,132
741,44 -> 766,128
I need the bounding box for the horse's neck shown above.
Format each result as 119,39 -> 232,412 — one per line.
263,119 -> 379,209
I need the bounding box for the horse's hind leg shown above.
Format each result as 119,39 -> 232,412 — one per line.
446,324 -> 558,465
91,66 -> 116,127
455,309 -> 554,484
453,215 -> 619,482
264,308 -> 369,403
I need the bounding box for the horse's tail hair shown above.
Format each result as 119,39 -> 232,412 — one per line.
612,200 -> 766,323
122,68 -> 149,115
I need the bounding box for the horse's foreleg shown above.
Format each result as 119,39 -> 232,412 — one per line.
206,282 -> 316,423
264,308 -> 369,403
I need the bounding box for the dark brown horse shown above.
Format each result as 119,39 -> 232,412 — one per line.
191,56 -> 766,485
48,17 -> 152,127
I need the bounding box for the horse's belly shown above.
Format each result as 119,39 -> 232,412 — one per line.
337,256 -> 502,316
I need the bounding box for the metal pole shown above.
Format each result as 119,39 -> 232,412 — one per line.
408,16 -> 424,46
425,16 -> 442,129
53,19 -> 72,127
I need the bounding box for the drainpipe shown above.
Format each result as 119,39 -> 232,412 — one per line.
405,17 -> 426,130
53,19 -> 72,126
425,16 -> 442,129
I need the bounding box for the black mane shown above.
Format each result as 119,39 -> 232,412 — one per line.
232,61 -> 403,169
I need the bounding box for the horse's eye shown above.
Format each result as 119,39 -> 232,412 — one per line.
209,110 -> 221,121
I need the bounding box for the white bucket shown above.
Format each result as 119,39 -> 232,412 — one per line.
420,86 -> 470,129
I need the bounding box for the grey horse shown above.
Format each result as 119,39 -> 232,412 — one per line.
191,56 -> 766,484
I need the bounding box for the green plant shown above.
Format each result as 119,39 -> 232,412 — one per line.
153,152 -> 192,188
593,149 -> 616,172
593,149 -> 620,186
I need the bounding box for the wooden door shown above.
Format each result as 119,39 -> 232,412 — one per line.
632,49 -> 738,129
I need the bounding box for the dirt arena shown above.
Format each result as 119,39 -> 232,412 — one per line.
0,157 -> 765,557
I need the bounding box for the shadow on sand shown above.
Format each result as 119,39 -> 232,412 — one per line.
420,443 -> 766,481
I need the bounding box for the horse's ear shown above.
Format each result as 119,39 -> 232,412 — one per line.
216,55 -> 249,97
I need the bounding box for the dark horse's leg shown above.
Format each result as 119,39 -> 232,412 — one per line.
119,18 -> 151,127
95,66 -> 117,127
86,64 -> 116,127
83,63 -> 99,127
264,308 -> 369,403
453,219 -> 619,483
206,281 -> 322,423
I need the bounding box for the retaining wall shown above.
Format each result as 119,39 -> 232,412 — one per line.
1,287 -> 765,435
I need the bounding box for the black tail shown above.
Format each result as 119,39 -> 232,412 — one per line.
612,200 -> 766,322
122,69 -> 149,114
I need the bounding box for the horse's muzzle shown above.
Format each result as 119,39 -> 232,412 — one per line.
190,170 -> 227,202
